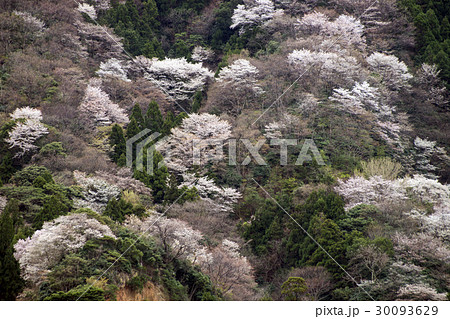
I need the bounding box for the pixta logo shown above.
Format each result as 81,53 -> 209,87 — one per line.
127,129 -> 325,175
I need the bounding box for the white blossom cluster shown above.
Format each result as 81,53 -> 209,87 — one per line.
14,213 -> 115,284
335,175 -> 407,210
397,284 -> 447,301
330,81 -> 407,150
141,57 -> 213,101
10,106 -> 43,121
180,173 -> 241,212
95,168 -> 152,196
6,107 -> 49,157
73,170 -> 121,213
366,53 -> 412,90
96,58 -> 130,82
191,46 -> 214,62
413,137 -> 448,179
336,175 -> 450,240
13,11 -> 45,33
330,81 -> 393,117
79,80 -> 129,126
296,12 -> 365,48
217,59 -> 264,94
157,113 -> 232,171
288,49 -> 359,82
125,214 -> 212,265
77,3 -> 97,20
230,0 -> 282,33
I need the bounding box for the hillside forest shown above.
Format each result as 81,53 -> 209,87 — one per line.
0,0 -> 449,301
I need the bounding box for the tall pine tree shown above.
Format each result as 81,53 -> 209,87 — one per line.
145,100 -> 163,132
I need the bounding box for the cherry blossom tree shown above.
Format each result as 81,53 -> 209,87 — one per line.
393,232 -> 450,264
330,81 -> 394,117
366,53 -> 412,90
125,214 -> 212,265
73,170 -> 121,213
415,64 -> 448,107
78,80 -> 129,127
10,106 -> 42,121
156,113 -> 231,171
0,196 -> 7,214
288,49 -> 359,84
13,11 -> 45,33
397,283 -> 447,301
230,0 -> 281,33
296,12 -> 365,48
95,168 -> 152,196
400,174 -> 450,215
191,46 -> 214,63
217,59 -> 263,94
125,215 -> 256,300
6,108 -> 49,157
139,57 -> 213,101
413,137 -> 449,179
335,175 -> 407,210
180,173 -> 241,212
77,3 -> 97,20
96,58 -> 130,82
14,213 -> 115,284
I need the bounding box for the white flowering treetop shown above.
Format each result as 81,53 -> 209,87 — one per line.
180,113 -> 232,139
142,57 -> 213,101
330,81 -> 392,116
366,53 -> 412,90
288,49 -> 359,82
413,137 -> 448,179
73,170 -> 121,213
180,173 -> 241,212
79,80 -> 129,126
217,59 -> 263,94
335,175 -> 407,210
191,46 -> 214,62
13,11 -> 45,33
157,113 -> 232,171
14,213 -> 115,284
96,58 -> 130,82
10,106 -> 43,121
125,214 -> 212,265
230,0 -> 281,33
6,107 -> 48,157
297,12 -> 365,48
77,3 -> 97,20
336,174 -> 450,240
